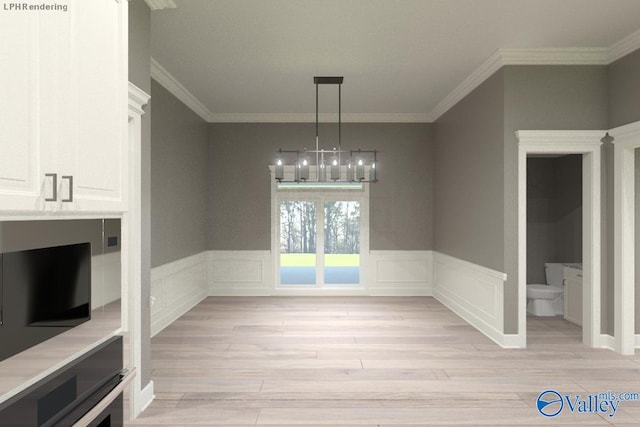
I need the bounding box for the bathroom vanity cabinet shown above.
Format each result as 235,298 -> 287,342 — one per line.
563,266 -> 583,326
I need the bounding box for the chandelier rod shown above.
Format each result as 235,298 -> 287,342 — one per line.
339,82 -> 342,168
315,81 -> 319,167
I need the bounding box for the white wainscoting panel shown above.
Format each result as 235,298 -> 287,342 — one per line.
636,335 -> 640,348
150,252 -> 208,337
208,251 -> 273,296
367,251 -> 433,296
433,252 -> 510,347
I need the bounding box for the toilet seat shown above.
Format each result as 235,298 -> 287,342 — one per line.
527,284 -> 563,299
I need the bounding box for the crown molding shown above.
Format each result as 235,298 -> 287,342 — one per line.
144,0 -> 176,10
209,112 -> 431,123
150,58 -> 428,123
150,57 -> 214,122
427,50 -> 504,122
428,46 -> 622,121
150,29 -> 640,124
609,28 -> 640,63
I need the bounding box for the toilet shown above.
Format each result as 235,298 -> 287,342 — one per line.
527,263 -> 564,316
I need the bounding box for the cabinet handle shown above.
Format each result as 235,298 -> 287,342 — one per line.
45,173 -> 57,201
61,175 -> 73,202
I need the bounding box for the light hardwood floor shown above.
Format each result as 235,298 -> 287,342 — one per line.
128,297 -> 640,426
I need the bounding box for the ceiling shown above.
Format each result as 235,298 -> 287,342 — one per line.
150,0 -> 640,122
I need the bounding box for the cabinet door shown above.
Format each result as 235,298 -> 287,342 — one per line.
58,0 -> 128,212
0,14 -> 56,210
564,278 -> 583,326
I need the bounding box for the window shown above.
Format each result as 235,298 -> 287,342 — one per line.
272,180 -> 369,290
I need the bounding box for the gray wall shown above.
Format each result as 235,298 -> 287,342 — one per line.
128,0 -> 152,390
503,65 -> 608,334
526,156 -> 582,284
608,49 -> 640,128
433,70 -> 505,271
608,49 -> 640,334
208,123 -> 433,251
555,154 -> 582,262
526,158 -> 556,284
554,155 -> 583,264
151,80 -> 209,267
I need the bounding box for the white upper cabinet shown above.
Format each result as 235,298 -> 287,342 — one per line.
0,1 -> 128,213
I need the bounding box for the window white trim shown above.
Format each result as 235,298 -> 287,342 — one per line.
270,166 -> 370,294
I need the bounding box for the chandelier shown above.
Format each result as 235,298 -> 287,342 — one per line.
273,77 -> 377,183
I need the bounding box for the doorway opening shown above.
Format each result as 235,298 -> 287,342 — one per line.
517,130 -> 603,349
525,154 -> 583,342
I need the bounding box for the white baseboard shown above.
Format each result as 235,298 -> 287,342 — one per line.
150,252 -> 208,337
598,334 -> 616,350
433,252 -> 513,347
367,250 -> 433,296
501,334 -> 526,348
139,380 -> 155,414
208,250 -> 273,295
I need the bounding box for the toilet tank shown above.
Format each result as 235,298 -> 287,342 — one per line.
544,263 -> 565,287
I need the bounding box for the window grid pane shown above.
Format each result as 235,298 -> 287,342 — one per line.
324,201 -> 360,284
279,201 -> 316,285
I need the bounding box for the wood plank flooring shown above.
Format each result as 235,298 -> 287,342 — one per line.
127,297 -> 640,426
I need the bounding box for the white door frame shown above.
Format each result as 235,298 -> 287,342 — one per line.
610,121 -> 640,355
516,130 -> 603,348
126,82 -> 150,418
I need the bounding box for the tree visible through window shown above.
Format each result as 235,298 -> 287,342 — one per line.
279,201 -> 316,284
324,201 -> 360,284
280,201 -> 316,254
279,199 -> 361,286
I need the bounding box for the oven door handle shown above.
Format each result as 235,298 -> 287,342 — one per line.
71,368 -> 135,427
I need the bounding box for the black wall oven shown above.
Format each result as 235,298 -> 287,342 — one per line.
0,336 -> 124,426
